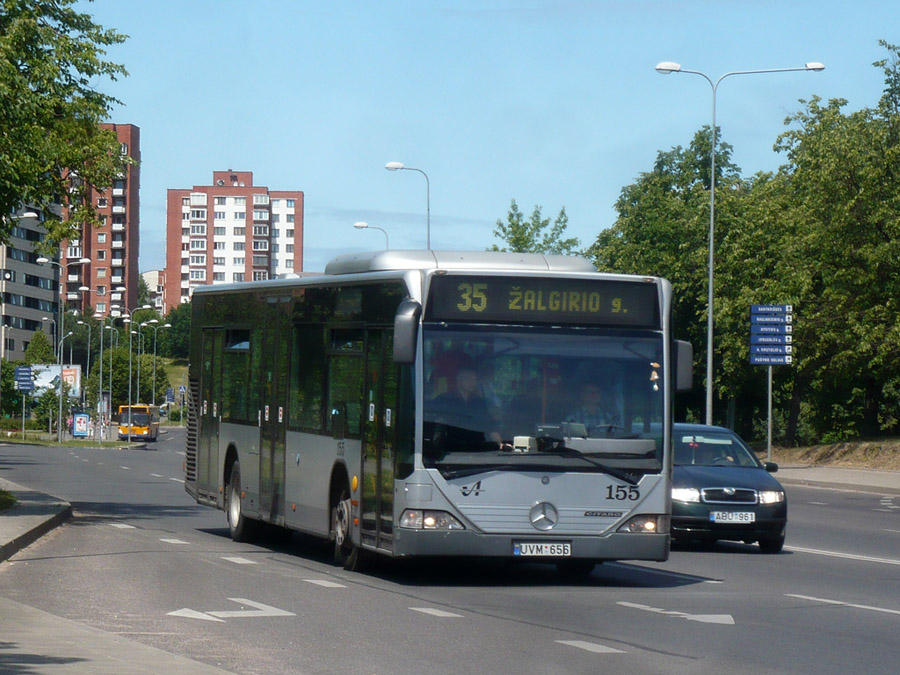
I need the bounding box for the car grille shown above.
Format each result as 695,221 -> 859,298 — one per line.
701,488 -> 757,504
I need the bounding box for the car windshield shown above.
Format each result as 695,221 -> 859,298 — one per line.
422,324 -> 665,478
674,430 -> 760,467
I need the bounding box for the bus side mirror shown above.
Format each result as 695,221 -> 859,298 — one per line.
675,340 -> 693,392
393,298 -> 422,364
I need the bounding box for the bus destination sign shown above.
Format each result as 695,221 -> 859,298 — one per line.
426,275 -> 660,327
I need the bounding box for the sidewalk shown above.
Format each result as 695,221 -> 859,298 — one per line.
776,465 -> 900,495
0,477 -> 233,674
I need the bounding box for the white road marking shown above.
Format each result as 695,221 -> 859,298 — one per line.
304,579 -> 347,588
169,477 -> 184,483
110,523 -> 135,529
222,556 -> 257,565
556,640 -> 625,654
807,501 -> 827,505
120,466 -> 130,470
160,538 -> 190,545
617,601 -> 735,625
785,545 -> 900,566
151,473 -> 163,477
208,598 -> 295,619
409,607 -> 463,618
786,594 -> 900,616
167,608 -> 225,622
884,529 -> 900,534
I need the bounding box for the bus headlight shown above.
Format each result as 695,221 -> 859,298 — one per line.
758,490 -> 785,504
617,515 -> 668,534
671,487 -> 701,503
400,509 -> 465,530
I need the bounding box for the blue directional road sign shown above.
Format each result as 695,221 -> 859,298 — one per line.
750,305 -> 794,366
14,365 -> 34,391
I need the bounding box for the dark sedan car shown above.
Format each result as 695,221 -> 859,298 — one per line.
671,423 -> 787,553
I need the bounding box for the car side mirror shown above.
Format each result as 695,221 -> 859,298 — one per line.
764,461 -> 778,473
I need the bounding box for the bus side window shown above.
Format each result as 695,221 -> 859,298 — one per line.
290,325 -> 327,432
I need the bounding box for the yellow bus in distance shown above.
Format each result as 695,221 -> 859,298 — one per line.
118,405 -> 160,442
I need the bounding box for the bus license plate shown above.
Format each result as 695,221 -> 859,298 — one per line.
513,542 -> 571,557
710,511 -> 756,523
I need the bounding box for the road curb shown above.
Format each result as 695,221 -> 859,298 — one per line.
0,480 -> 73,563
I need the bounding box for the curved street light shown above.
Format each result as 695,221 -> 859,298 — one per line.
385,161 -> 430,249
353,221 -> 389,249
654,60 -> 825,425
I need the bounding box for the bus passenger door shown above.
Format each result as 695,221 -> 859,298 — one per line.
258,301 -> 289,525
361,329 -> 397,552
199,328 -> 223,502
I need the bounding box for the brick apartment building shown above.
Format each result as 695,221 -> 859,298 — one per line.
164,170 -> 304,312
62,123 -> 141,319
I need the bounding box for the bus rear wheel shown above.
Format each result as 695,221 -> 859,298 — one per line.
331,487 -> 364,571
227,461 -> 256,542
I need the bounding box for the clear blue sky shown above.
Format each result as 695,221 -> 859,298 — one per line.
79,0 -> 896,273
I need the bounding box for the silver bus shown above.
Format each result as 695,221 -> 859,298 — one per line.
184,250 -> 692,574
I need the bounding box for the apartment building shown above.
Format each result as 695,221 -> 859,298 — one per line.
0,210 -> 57,362
141,269 -> 166,313
61,123 -> 141,319
164,170 -> 304,312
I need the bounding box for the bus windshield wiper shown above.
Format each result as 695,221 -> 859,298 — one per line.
542,448 -> 640,485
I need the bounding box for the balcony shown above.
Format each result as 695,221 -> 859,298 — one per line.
112,206 -> 126,214
112,188 -> 125,196
111,241 -> 125,249
67,273 -> 81,282
111,275 -> 123,284
112,223 -> 125,232
110,292 -> 123,302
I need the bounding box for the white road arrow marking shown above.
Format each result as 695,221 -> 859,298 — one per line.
617,601 -> 735,625
208,598 -> 295,619
167,608 -> 225,622
168,598 -> 295,621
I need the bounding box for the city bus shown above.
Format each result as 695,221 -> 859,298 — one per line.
184,250 -> 692,574
118,404 -> 161,442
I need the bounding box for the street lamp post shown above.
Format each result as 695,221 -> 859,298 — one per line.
654,60 -> 825,425
385,161 -> 430,249
353,221 -> 389,249
76,319 -> 92,407
104,323 -> 118,437
57,330 -> 73,439
122,304 -> 152,437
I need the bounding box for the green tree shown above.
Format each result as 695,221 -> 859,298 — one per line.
1,359 -> 23,417
160,302 -> 191,359
491,200 -> 582,256
24,329 -> 55,364
137,274 -> 151,307
0,0 -> 129,246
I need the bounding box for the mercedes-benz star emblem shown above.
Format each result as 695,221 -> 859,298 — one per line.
529,502 -> 559,531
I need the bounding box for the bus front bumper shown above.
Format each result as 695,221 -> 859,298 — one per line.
391,529 -> 670,562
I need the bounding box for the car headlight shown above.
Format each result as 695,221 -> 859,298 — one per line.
758,490 -> 785,504
399,509 -> 465,530
671,487 -> 701,503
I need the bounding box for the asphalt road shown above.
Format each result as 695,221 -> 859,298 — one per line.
1,429 -> 899,674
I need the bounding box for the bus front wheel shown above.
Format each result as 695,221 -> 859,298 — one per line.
227,461 -> 256,542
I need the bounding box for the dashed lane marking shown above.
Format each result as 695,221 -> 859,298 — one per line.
785,545 -> 900,566
120,466 -> 130,470
222,557 -> 257,565
169,477 -> 184,483
786,594 -> 900,617
304,579 -> 347,588
556,640 -> 626,654
151,473 -> 163,477
160,538 -> 190,545
409,607 -> 463,618
110,523 -> 136,529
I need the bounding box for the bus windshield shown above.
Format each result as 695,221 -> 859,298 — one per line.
125,413 -> 151,426
422,324 -> 665,478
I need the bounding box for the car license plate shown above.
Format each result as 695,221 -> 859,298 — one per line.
710,511 -> 756,523
513,542 -> 572,557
